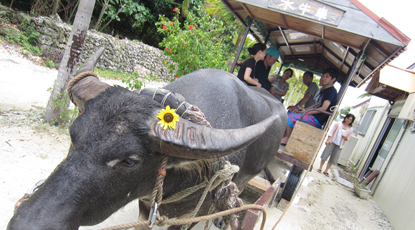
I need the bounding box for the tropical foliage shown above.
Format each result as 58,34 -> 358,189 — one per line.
94,0 -> 152,32
340,106 -> 352,116
156,6 -> 234,76
8,0 -> 205,47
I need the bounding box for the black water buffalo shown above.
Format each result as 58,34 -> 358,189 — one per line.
8,48 -> 287,230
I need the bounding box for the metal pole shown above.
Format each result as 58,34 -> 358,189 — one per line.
230,17 -> 253,73
337,51 -> 364,101
338,39 -> 371,101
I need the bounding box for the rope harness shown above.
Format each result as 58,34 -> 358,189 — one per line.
98,204 -> 266,230
97,158 -> 268,230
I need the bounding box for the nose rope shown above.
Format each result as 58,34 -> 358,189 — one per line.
150,156 -> 168,208
146,155 -> 168,228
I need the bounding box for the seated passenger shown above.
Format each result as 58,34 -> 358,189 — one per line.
280,68 -> 338,145
255,48 -> 280,92
269,68 -> 293,102
288,71 -> 319,110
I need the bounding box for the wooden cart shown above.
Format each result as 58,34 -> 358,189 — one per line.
276,109 -> 332,201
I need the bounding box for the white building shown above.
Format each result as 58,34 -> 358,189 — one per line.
348,65 -> 415,230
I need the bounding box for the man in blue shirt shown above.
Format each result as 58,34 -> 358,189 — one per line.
281,68 -> 338,145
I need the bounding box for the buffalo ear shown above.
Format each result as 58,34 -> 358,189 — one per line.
67,47 -> 110,112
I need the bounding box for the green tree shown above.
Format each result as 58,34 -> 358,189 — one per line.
205,0 -> 246,56
96,0 -> 152,32
52,0 -> 60,15
156,6 -> 234,76
28,0 -> 78,22
12,0 -> 207,47
93,0 -> 111,30
340,106 -> 352,116
334,106 -> 352,120
284,68 -> 301,107
358,93 -> 372,99
181,0 -> 190,18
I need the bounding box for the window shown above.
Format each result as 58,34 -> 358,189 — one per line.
358,109 -> 376,136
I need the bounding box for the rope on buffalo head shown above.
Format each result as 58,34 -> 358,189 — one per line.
135,88 -> 212,128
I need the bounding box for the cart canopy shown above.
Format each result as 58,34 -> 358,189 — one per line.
222,0 -> 410,87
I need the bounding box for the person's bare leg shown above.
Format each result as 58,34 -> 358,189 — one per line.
324,162 -> 333,174
281,125 -> 292,144
318,159 -> 325,172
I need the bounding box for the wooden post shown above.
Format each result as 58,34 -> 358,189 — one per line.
230,17 -> 253,73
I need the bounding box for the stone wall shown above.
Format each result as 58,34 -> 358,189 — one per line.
17,11 -> 176,81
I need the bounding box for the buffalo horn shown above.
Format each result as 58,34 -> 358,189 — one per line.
67,47 -> 110,112
147,115 -> 279,159
75,47 -> 105,76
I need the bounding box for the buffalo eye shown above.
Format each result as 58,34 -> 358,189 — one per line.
122,158 -> 139,167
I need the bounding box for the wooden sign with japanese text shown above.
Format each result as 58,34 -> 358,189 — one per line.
268,0 -> 345,26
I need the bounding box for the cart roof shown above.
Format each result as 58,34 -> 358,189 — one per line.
222,0 -> 410,87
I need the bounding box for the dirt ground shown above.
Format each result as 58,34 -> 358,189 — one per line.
0,43 -> 393,230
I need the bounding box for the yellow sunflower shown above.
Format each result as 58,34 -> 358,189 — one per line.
157,105 -> 180,130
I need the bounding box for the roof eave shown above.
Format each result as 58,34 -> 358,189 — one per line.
349,0 -> 411,46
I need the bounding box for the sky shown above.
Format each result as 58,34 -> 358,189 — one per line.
338,0 -> 414,109
359,0 -> 414,69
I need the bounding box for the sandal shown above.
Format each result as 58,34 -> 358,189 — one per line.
323,172 -> 329,177
317,169 -> 321,173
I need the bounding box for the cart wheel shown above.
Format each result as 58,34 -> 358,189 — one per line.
280,165 -> 304,201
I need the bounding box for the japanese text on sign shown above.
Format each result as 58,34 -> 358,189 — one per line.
268,0 -> 345,25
